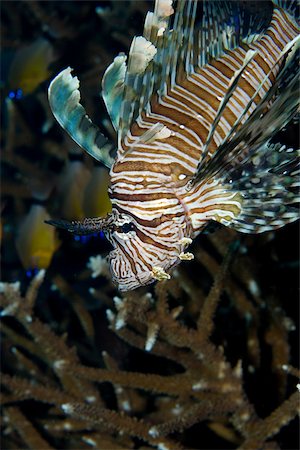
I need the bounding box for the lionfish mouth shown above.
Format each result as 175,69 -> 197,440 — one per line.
45,214 -> 114,235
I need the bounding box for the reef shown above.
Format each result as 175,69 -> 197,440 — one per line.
1,1 -> 299,449
1,226 -> 299,449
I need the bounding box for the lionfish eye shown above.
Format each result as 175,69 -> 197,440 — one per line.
120,222 -> 135,233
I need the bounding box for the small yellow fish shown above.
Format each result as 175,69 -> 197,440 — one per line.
16,204 -> 60,271
58,158 -> 91,220
83,166 -> 112,218
8,38 -> 54,97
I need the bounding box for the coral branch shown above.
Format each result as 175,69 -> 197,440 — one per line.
239,391 -> 300,449
4,407 -> 54,450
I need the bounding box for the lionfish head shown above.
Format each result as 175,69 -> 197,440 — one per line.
105,208 -> 192,291
46,208 -> 192,291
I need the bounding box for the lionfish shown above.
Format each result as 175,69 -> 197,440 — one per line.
47,0 -> 300,291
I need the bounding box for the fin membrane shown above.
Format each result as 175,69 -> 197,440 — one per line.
196,66 -> 299,233
102,55 -> 127,132
202,68 -> 299,182
48,67 -> 116,168
218,142 -> 299,233
118,0 -> 175,144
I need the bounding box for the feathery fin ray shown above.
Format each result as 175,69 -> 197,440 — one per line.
117,0 -> 272,154
212,142 -> 300,233
194,34 -> 300,181
48,67 -> 115,168
102,55 -> 127,131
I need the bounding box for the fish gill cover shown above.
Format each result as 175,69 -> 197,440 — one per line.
1,1 -> 299,449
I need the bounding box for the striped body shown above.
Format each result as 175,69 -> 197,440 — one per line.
107,5 -> 298,290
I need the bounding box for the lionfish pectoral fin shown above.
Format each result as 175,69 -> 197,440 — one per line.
207,141 -> 300,233
194,54 -> 300,234
48,67 -> 115,169
45,216 -> 112,235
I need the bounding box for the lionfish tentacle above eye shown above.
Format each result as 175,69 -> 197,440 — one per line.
48,0 -> 299,291
48,67 -> 115,168
45,216 -> 114,235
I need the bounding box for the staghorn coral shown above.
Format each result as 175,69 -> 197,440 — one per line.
1,226 -> 299,449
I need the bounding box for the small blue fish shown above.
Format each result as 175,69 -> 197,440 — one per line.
47,0 -> 299,291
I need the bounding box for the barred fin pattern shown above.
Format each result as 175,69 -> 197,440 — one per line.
48,68 -> 115,168
118,0 -> 174,145
102,55 -> 127,131
220,143 -> 300,233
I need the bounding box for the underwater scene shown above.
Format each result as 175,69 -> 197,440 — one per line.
1,1 -> 299,449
